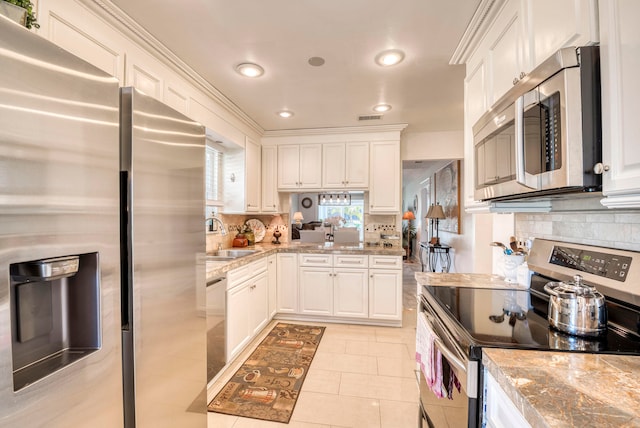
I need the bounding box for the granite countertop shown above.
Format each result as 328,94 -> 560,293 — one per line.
483,348 -> 640,427
415,272 -> 525,289
206,242 -> 404,281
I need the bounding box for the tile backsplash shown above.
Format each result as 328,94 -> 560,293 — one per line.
515,211 -> 640,251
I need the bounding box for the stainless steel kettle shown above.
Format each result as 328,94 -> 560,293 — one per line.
544,274 -> 607,337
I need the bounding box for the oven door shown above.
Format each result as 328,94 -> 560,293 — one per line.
418,295 -> 479,427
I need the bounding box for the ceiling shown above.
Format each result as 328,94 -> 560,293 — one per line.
109,0 -> 479,134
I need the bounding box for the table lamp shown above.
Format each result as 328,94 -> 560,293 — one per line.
426,203 -> 445,246
293,211 -> 304,226
402,210 -> 416,258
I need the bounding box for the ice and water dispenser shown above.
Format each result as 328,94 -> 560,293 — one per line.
9,253 -> 100,391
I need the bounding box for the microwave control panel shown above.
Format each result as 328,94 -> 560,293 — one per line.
550,245 -> 632,282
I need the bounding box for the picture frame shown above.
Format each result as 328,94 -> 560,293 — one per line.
435,160 -> 461,234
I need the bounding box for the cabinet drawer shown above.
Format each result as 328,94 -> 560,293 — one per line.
333,254 -> 368,268
369,255 -> 402,270
299,253 -> 333,267
227,257 -> 268,288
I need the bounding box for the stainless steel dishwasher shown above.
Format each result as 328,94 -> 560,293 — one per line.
206,274 -> 226,383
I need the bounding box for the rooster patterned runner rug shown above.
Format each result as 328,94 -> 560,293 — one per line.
208,323 -> 325,423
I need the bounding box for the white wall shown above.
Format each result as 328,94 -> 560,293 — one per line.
401,130 -> 464,161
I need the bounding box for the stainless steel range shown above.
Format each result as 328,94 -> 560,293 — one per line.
417,239 -> 640,428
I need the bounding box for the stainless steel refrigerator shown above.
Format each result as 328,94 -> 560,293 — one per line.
120,87 -> 207,427
0,16 -> 124,427
0,17 -> 207,427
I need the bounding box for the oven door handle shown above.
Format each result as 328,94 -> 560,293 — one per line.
421,312 -> 478,398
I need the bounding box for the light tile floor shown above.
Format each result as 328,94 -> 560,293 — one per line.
207,260 -> 424,428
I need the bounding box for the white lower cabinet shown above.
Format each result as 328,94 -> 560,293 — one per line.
333,268 -> 369,318
484,371 -> 531,428
267,255 -> 277,319
294,253 -> 400,324
226,260 -> 268,361
276,253 -> 298,313
299,267 -> 333,316
369,256 -> 402,321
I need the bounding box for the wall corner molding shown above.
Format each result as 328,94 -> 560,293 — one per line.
262,123 -> 408,138
449,0 -> 507,65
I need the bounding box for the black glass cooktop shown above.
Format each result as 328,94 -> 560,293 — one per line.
422,283 -> 640,356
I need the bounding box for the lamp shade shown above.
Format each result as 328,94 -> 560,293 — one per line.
402,210 -> 416,220
293,211 -> 304,223
426,203 -> 445,219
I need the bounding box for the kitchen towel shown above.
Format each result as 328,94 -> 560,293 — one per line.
415,312 -> 459,399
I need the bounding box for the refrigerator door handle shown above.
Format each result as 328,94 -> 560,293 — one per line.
120,170 -> 131,331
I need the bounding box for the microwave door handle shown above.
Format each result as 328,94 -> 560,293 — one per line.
515,94 -> 539,189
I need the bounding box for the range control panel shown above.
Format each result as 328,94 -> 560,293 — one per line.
550,246 -> 632,282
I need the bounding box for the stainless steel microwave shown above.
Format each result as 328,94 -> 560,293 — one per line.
472,46 -> 602,202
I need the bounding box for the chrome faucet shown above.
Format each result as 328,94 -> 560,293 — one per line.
206,216 -> 227,236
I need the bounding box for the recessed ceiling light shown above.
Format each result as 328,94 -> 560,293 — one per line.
373,104 -> 392,113
277,110 -> 294,118
308,57 -> 325,67
235,62 -> 264,78
375,49 -> 405,66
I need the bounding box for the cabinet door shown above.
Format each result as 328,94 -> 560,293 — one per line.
600,0 -> 640,205
226,282 -> 251,361
527,0 -> 599,68
261,146 -> 278,212
484,371 -> 532,427
369,269 -> 402,320
322,143 -> 346,188
488,0 -> 527,105
276,253 -> 298,313
344,142 -> 369,188
333,269 -> 368,318
299,144 -> 323,188
369,141 -> 400,213
299,267 -> 333,316
277,145 -> 301,189
267,255 -> 277,319
249,272 -> 269,336
245,137 -> 261,212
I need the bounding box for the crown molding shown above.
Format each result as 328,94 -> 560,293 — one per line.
449,0 -> 507,65
263,123 -> 409,138
79,0 -> 264,136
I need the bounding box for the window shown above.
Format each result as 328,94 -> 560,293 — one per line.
205,144 -> 223,206
317,194 -> 364,240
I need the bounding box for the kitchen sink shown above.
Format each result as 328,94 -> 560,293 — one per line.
206,249 -> 257,259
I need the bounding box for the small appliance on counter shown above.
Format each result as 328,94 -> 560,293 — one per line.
232,233 -> 249,247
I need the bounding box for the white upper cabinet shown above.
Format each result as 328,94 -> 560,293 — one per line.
322,142 -> 369,189
455,0 -> 599,209
277,144 -> 322,190
245,137 -> 261,212
599,0 -> 640,207
261,145 -> 279,212
526,0 -> 599,69
487,0 -> 527,105
369,141 -> 400,213
465,0 -> 599,108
